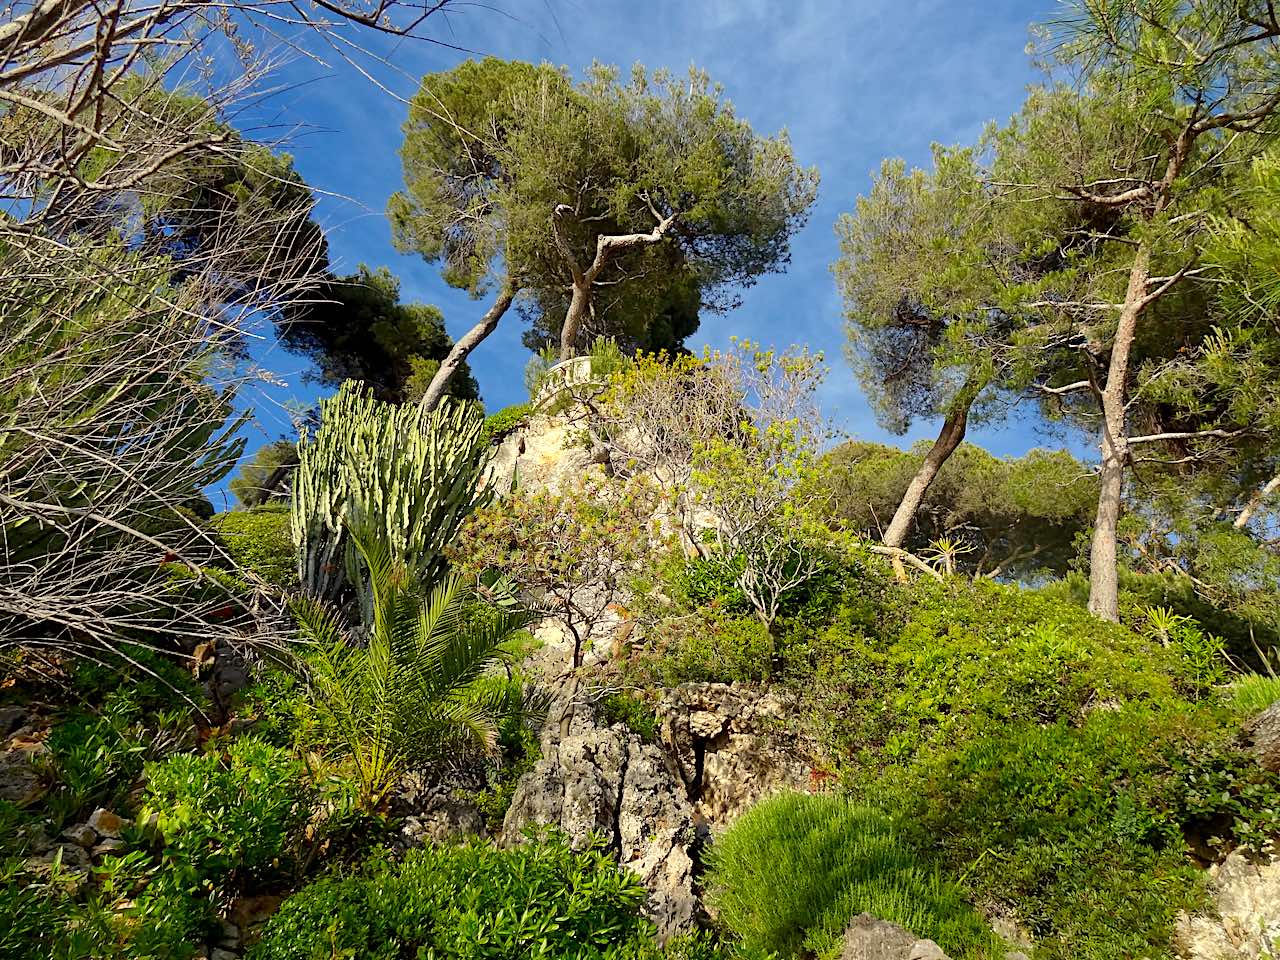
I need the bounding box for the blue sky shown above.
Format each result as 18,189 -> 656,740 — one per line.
216,0 -> 1078,507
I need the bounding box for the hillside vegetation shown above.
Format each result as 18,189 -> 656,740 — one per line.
4,2 -> 1280,960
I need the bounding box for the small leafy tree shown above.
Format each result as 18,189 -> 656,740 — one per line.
292,525 -> 535,808
456,477 -> 666,670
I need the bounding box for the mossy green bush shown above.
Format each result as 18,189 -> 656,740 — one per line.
248,834 -> 652,960
786,576 -> 1280,960
209,506 -> 296,589
481,402 -> 533,445
598,690 -> 658,743
704,792 -> 1000,958
628,612 -> 774,686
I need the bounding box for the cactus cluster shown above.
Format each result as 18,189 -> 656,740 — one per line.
290,380 -> 490,614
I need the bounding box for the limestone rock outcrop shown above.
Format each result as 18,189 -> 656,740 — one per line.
1242,701 -> 1280,773
658,682 -> 812,826
1176,847 -> 1280,959
501,682 -> 700,940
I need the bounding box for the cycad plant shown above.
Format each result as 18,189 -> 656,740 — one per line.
292,525 -> 538,809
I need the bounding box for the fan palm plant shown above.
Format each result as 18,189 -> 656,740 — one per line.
292,524 -> 538,809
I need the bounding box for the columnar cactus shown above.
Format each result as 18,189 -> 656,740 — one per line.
291,380 -> 490,614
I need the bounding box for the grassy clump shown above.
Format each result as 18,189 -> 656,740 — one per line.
704,792 -> 1001,958
1227,673 -> 1280,715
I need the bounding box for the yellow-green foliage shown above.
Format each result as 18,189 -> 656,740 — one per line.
1228,673 -> 1280,715
210,507 -> 295,590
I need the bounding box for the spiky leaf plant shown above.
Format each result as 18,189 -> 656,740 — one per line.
292,524 -> 538,809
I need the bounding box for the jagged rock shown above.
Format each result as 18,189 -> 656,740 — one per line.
25,843 -> 92,892
658,682 -> 811,826
1242,702 -> 1280,773
1175,847 -> 1280,959
0,750 -> 42,804
87,807 -> 129,838
502,684 -> 699,940
394,770 -> 488,846
17,820 -> 52,854
840,914 -> 951,960
62,823 -> 97,848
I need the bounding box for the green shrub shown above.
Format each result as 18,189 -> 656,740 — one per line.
872,702 -> 1257,960
482,403 -> 533,445
140,738 -> 315,898
704,792 -> 999,958
44,703 -> 149,829
248,834 -> 652,960
785,576 -> 1280,959
630,612 -> 774,687
792,578 -> 1182,768
598,690 -> 658,743
232,667 -> 316,750
1040,569 -> 1280,669
0,850 -> 215,960
210,506 -> 296,590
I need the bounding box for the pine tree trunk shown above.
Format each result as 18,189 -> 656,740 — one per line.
1087,243 -> 1150,622
559,280 -> 591,360
418,282 -> 517,412
882,401 -> 971,549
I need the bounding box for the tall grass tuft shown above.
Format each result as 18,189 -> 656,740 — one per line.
1228,673 -> 1280,715
703,792 -> 1001,958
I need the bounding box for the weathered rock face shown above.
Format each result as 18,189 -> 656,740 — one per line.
394,770 -> 489,847
840,914 -> 951,960
658,682 -> 812,827
1242,702 -> 1280,773
501,683 -> 700,940
500,680 -> 816,939
1176,847 -> 1280,959
485,412 -> 606,497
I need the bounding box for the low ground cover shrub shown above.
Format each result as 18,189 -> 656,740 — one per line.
209,506 -> 296,590
141,737 -> 317,900
481,402 -> 533,445
704,792 -> 999,958
627,612 -> 774,686
248,833 -> 652,960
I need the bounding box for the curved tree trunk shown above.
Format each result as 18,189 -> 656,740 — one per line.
1087,243 -> 1150,622
418,280 -> 518,413
882,399 -> 972,549
559,280 -> 592,360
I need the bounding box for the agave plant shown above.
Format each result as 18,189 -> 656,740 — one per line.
292,524 -> 539,809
